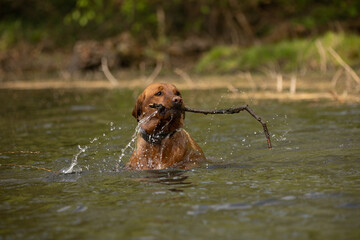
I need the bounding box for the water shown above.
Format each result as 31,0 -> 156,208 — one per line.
0,88 -> 359,240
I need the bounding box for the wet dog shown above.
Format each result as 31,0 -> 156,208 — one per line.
126,83 -> 206,170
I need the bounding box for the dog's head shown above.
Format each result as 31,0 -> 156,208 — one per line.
132,83 -> 185,134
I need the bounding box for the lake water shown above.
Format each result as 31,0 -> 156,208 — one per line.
0,87 -> 359,240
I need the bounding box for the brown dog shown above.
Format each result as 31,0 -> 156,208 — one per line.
126,83 -> 206,170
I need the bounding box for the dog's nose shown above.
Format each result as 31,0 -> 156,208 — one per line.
172,96 -> 183,105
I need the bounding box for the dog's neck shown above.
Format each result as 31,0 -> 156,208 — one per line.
139,127 -> 181,145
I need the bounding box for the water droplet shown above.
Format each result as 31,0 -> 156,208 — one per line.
60,145 -> 87,174
57,206 -> 71,213
281,196 -> 296,201
73,205 -> 88,213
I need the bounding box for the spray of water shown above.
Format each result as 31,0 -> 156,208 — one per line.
117,111 -> 159,169
205,94 -> 226,146
60,145 -> 88,174
60,109 -> 164,174
271,114 -> 290,142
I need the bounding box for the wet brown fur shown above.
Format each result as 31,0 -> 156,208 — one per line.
126,83 -> 206,170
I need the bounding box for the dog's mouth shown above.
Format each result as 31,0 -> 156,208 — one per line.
142,103 -> 184,134
149,103 -> 184,116
147,103 -> 184,123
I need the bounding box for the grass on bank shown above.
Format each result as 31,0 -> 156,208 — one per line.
195,32 -> 360,73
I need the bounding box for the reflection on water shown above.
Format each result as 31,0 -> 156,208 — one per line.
0,89 -> 359,240
44,171 -> 83,182
134,169 -> 192,192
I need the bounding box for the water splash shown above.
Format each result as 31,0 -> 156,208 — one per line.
117,111 -> 158,169
205,94 -> 226,145
59,110 -> 159,174
60,145 -> 88,174
118,130 -> 137,165
59,121 -> 123,174
271,114 -> 290,142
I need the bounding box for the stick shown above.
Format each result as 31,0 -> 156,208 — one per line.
146,61 -> 163,84
327,47 -> 360,85
315,39 -> 327,73
174,68 -> 194,85
101,57 -> 119,86
149,103 -> 272,149
290,75 -> 297,94
329,90 -> 344,104
276,74 -> 283,92
331,68 -> 343,88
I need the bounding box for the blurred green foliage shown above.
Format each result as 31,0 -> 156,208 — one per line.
1,0 -> 359,50
195,32 -> 360,73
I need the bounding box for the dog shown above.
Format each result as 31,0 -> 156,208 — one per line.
126,83 -> 206,170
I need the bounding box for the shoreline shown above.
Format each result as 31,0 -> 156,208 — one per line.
1,73 -> 359,103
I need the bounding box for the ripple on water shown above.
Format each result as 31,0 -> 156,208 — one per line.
187,202 -> 252,215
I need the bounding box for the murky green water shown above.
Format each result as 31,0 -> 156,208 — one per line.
1,87 -> 359,240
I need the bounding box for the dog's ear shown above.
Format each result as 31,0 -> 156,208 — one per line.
132,93 -> 145,121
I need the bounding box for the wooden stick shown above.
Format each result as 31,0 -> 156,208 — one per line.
290,75 -> 297,94
174,68 -> 194,85
149,103 -> 272,149
315,39 -> 327,73
276,74 -> 283,92
331,68 -> 343,88
329,90 -> 344,104
328,47 -> 360,85
101,57 -> 119,86
146,60 -> 163,84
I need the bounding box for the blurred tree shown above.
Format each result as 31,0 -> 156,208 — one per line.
0,0 -> 359,47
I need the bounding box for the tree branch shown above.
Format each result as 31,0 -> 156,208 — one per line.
149,103 -> 272,149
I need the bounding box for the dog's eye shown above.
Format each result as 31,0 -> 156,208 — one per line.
175,91 -> 181,96
155,91 -> 162,96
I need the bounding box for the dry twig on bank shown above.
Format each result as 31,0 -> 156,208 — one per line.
146,61 -> 163,84
327,47 -> 360,85
276,74 -> 283,93
290,75 -> 297,94
101,57 -> 119,86
315,40 -> 327,73
174,68 -> 194,85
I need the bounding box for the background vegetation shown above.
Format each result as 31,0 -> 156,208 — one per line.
0,0 -> 359,76
196,32 -> 360,73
